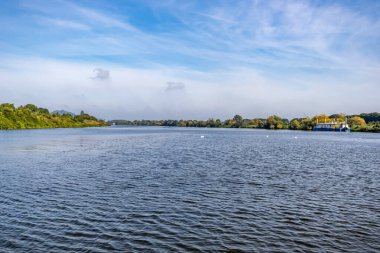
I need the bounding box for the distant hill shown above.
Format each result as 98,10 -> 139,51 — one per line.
52,110 -> 76,117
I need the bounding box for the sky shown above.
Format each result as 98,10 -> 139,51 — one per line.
0,0 -> 379,120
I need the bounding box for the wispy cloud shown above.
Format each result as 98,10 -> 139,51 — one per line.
70,4 -> 138,32
0,0 -> 379,118
50,18 -> 91,30
15,0 -> 380,72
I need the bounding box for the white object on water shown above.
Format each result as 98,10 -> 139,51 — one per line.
294,136 -> 298,139
201,135 -> 205,138
266,135 -> 269,138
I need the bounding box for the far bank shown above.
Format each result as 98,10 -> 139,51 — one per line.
109,113 -> 380,133
0,103 -> 108,130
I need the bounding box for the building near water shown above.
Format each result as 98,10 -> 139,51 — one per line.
313,118 -> 350,132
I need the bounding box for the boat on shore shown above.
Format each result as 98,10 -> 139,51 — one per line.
313,118 -> 350,132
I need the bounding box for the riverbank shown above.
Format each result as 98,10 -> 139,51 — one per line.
0,103 -> 108,130
109,113 -> 380,133
110,123 -> 380,133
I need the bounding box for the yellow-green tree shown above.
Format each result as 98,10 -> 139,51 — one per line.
348,116 -> 366,127
312,114 -> 332,124
266,115 -> 283,129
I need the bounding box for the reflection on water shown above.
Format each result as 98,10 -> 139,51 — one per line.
0,127 -> 379,252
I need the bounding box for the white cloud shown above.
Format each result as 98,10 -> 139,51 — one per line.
0,57 -> 379,120
1,1 -> 379,119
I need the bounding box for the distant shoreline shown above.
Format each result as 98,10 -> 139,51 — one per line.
0,125 -> 108,131
1,123 -> 378,133
0,103 -> 108,130
109,124 -> 380,133
109,113 -> 380,133
1,103 -> 379,133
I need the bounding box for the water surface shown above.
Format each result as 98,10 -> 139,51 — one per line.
0,127 -> 379,252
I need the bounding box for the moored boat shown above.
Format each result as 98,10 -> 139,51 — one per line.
313,118 -> 350,132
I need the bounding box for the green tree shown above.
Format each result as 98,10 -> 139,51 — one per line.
266,115 -> 283,129
233,115 -> 243,122
300,118 -> 313,130
289,119 -> 301,130
232,115 -> 243,127
358,112 -> 380,123
25,104 -> 39,112
329,113 -> 345,122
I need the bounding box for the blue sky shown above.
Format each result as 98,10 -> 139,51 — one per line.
0,0 -> 379,119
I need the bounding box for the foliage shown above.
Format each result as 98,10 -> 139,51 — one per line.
329,113 -> 346,122
265,115 -> 284,129
0,103 -> 108,130
109,113 -> 379,133
313,114 -> 334,124
3,102 -> 377,133
289,119 -> 301,130
348,116 -> 366,127
357,112 -> 380,124
351,122 -> 380,133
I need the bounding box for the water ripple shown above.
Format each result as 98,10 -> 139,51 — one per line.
0,127 -> 379,252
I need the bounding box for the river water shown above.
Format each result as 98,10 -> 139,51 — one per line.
0,126 -> 379,252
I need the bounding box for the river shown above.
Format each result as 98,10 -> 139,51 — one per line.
0,126 -> 379,252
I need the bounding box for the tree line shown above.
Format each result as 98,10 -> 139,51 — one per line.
0,103 -> 107,130
1,102 -> 378,132
109,113 -> 380,133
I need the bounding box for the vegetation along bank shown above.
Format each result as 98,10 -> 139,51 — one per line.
0,103 -> 107,130
109,113 -> 380,133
